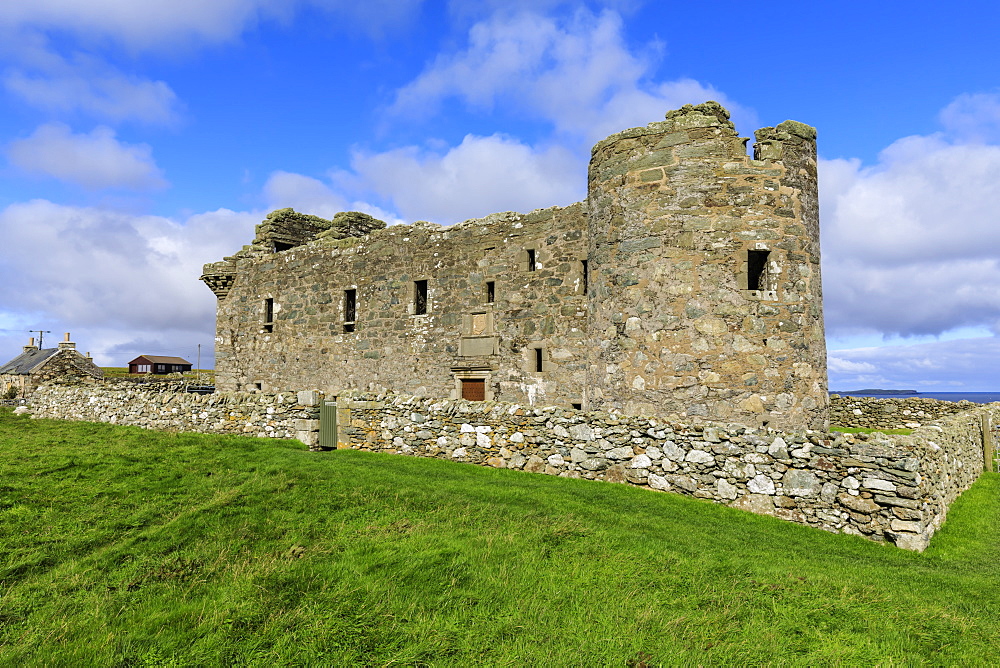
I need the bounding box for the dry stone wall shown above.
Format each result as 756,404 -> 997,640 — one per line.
29,381 -> 321,444
830,395 -> 976,429
27,383 -> 994,551
334,390 -> 992,551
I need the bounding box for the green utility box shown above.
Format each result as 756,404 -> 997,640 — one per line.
319,399 -> 338,449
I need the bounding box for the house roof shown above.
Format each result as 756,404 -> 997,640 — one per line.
0,348 -> 60,375
130,355 -> 192,365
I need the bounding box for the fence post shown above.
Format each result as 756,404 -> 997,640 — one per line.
982,411 -> 995,472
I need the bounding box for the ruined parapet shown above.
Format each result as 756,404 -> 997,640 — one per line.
586,101 -> 827,430
254,208 -> 387,251
199,209 -> 386,300
253,208 -> 336,252
316,211 -> 387,241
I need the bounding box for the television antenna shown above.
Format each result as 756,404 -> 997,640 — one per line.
28,330 -> 51,348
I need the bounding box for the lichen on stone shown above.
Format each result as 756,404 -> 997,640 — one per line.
316,211 -> 387,240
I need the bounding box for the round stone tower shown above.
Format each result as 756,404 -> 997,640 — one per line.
585,102 -> 827,430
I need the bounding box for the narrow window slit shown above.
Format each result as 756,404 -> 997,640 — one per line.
747,250 -> 770,291
414,280 -> 428,315
263,298 -> 274,332
344,288 -> 356,332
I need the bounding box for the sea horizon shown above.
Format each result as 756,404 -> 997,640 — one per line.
830,390 -> 1000,404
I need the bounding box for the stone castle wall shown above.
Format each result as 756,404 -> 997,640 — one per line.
203,102 -> 827,431
210,204 -> 591,409
27,383 -> 994,551
586,105 -> 826,428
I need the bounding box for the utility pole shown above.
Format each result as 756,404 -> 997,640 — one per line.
28,330 -> 51,348
197,344 -> 201,384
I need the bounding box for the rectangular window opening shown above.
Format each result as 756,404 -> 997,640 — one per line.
534,347 -> 544,373
581,259 -> 589,295
571,402 -> 582,410
344,288 -> 356,332
486,281 -> 495,304
747,250 -> 770,291
263,297 -> 274,332
273,241 -> 294,252
414,280 -> 428,315
526,249 -> 536,272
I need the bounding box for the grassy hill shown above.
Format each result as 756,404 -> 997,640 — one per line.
1,408 -> 998,665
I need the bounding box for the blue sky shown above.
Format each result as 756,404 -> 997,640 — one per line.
2,0 -> 1000,390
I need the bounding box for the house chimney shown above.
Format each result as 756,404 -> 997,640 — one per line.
58,332 -> 76,350
23,337 -> 37,353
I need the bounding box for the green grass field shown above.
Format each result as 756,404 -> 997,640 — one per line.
1,408 -> 998,666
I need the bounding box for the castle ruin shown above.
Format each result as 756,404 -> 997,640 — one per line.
202,102 -> 828,430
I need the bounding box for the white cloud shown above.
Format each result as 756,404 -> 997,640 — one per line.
939,91 -> 1000,144
0,200 -> 259,365
6,123 -> 168,190
263,170 -> 407,225
0,0 -> 420,50
388,9 -> 752,144
827,357 -> 877,375
0,0 -> 418,125
0,0 -> 284,49
828,337 -> 1000,392
347,133 -> 582,224
820,96 -> 1000,339
263,171 -> 349,219
3,60 -> 179,124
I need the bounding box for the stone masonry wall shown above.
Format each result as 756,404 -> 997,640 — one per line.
29,381 -> 321,443
829,395 -> 976,429
586,102 -> 827,430
210,205 -> 590,410
336,392 -> 992,551
27,383 -> 993,551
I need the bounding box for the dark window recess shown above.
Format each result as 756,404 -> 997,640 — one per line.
486,281 -> 495,303
344,289 -> 356,332
263,298 -> 274,332
747,250 -> 770,291
527,249 -> 536,271
461,379 -> 486,401
534,347 -> 544,372
274,242 -> 294,252
414,280 -> 428,315
571,403 -> 582,410
581,259 -> 589,294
